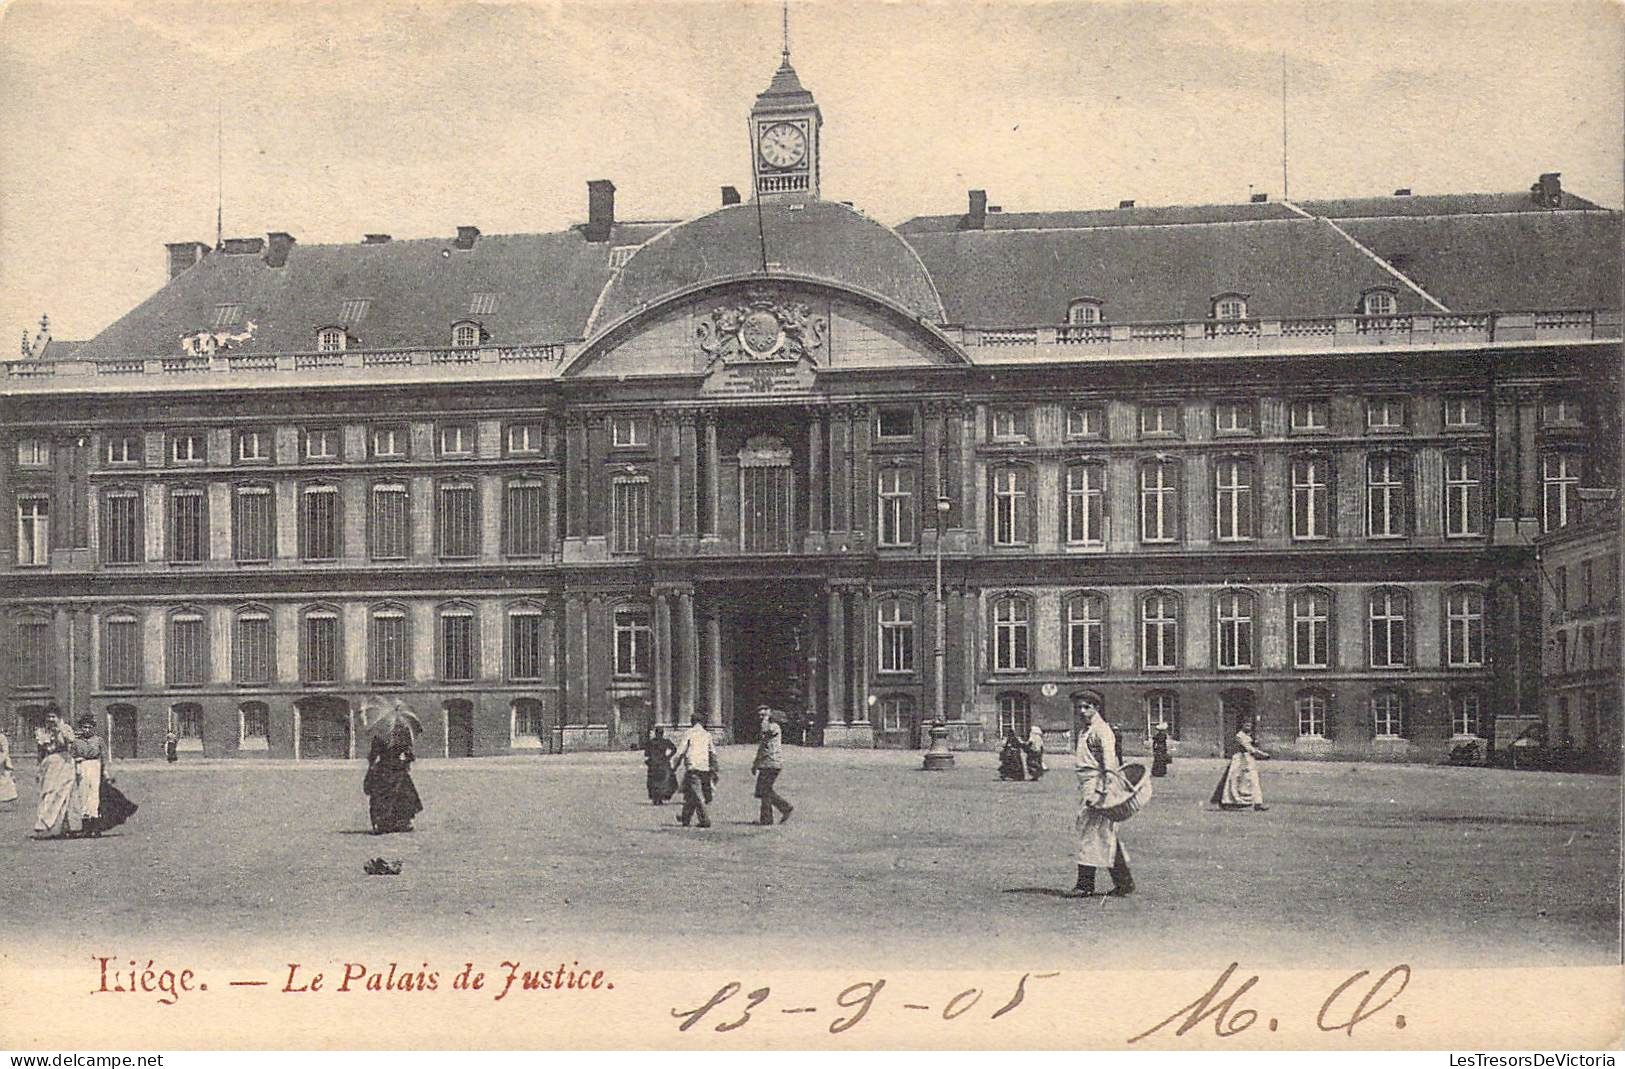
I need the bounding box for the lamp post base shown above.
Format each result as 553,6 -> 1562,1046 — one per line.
922,721 -> 956,771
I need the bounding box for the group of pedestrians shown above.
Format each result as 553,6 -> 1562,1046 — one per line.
997,724 -> 1047,781
642,707 -> 794,828
28,706 -> 137,841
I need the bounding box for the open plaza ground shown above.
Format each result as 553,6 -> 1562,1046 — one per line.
1,748 -> 1617,970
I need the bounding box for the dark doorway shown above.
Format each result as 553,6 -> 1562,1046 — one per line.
109,704 -> 138,759
298,697 -> 351,759
445,700 -> 474,757
727,592 -> 811,745
16,704 -> 52,745
1220,689 -> 1256,756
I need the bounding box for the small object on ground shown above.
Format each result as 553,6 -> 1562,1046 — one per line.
363,857 -> 403,876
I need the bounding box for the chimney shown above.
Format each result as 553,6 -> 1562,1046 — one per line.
959,189 -> 988,231
362,234 -> 392,245
454,226 -> 480,250
265,231 -> 296,268
165,240 -> 210,280
1531,172 -> 1562,208
1392,188 -> 1412,197
721,186 -> 741,206
221,237 -> 265,255
1118,199 -> 1135,209
1250,192 -> 1268,203
585,179 -> 616,243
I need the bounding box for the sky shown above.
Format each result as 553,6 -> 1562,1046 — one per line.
1,0 -> 1620,347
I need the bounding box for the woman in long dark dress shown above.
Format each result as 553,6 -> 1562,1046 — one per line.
643,727 -> 678,805
1150,722 -> 1171,778
998,731 -> 1027,781
363,724 -> 423,833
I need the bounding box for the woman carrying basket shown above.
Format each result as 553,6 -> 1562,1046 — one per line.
1072,699 -> 1134,898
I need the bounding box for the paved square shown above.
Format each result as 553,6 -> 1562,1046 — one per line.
1,748 -> 1616,969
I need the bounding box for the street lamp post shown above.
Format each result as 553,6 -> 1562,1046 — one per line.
924,494 -> 955,770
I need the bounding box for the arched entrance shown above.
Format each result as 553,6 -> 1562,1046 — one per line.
296,696 -> 352,759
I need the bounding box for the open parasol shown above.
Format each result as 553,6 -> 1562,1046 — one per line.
359,697 -> 424,738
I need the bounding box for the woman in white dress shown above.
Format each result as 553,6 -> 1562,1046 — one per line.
1210,717 -> 1270,811
1072,700 -> 1134,897
0,729 -> 18,805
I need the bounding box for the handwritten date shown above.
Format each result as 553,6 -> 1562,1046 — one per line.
673,972 -> 1057,1034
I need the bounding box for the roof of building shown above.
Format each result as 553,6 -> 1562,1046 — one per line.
587,200 -> 947,333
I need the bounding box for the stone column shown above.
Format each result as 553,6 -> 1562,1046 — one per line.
654,590 -> 673,725
705,607 -> 723,726
677,588 -> 698,723
851,406 -> 872,540
679,412 -> 699,537
828,411 -> 848,532
564,417 -> 586,538
852,585 -> 872,722
585,415 -> 607,538
562,592 -> 589,725
808,412 -> 824,533
704,413 -> 721,537
826,586 -> 847,723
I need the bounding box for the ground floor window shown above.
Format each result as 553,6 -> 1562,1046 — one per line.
997,692 -> 1031,739
1296,690 -> 1328,738
879,694 -> 915,733
239,701 -> 270,750
1371,690 -> 1406,739
1451,690 -> 1483,738
512,698 -> 545,747
173,702 -> 204,751
1143,690 -> 1179,739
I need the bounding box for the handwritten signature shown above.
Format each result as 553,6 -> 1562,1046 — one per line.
1127,962 -> 1411,1043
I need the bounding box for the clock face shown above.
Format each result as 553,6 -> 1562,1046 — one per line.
758,122 -> 807,169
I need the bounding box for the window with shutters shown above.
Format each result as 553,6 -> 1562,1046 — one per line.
16,493 -> 49,566
167,609 -> 207,686
169,487 -> 207,562
1542,452 -> 1580,532
877,467 -> 916,547
101,489 -> 142,564
614,608 -> 651,677
233,607 -> 273,684
439,606 -> 476,682
991,594 -> 1031,672
877,596 -> 915,673
437,481 -> 478,558
233,485 -> 274,562
101,611 -> 142,688
1215,589 -> 1256,670
14,612 -> 52,689
1444,452 -> 1483,537
1065,462 -> 1105,545
1214,457 -> 1254,541
301,608 -> 340,684
1139,459 -> 1180,543
997,692 -> 1031,738
369,482 -> 410,560
1291,588 -> 1332,670
1291,455 -> 1330,540
1141,591 -> 1180,670
1366,453 -> 1409,538
611,478 -> 649,554
1066,592 -> 1106,672
369,605 -> 410,684
1369,588 -> 1410,669
509,606 -> 550,681
990,466 -> 1030,546
1446,587 -> 1486,668
1371,689 -> 1406,738
1296,690 -> 1329,738
300,485 -> 340,560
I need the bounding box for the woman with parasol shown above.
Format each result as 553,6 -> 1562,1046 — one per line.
361,700 -> 424,834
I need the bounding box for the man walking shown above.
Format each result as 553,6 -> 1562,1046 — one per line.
750,706 -> 794,826
671,714 -> 718,828
1073,699 -> 1134,897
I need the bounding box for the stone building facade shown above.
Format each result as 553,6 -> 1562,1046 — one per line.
2,54 -> 1620,763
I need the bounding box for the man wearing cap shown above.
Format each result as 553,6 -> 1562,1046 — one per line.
1073,699 -> 1134,897
671,714 -> 718,829
750,707 -> 794,826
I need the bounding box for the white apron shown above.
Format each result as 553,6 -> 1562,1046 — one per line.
1074,714 -> 1126,867
76,758 -> 102,820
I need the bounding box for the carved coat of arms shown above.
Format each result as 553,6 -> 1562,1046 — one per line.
696,292 -> 827,365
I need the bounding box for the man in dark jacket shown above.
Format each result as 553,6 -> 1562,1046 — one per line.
750,707 -> 794,826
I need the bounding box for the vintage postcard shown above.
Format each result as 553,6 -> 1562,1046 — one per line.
0,0 -> 1620,1054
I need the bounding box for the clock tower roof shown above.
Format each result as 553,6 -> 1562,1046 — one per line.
754,56 -> 816,111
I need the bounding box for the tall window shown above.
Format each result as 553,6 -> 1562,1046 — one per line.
169,488 -> 207,562
1065,463 -> 1106,545
1140,404 -> 1180,437
1296,690 -> 1328,738
1371,690 -> 1405,738
1144,691 -> 1180,739
1443,453 -> 1483,537
1291,456 -> 1330,540
1215,590 -> 1255,669
14,614 -> 52,688
437,481 -> 478,558
1140,460 -> 1180,543
370,606 -> 409,683
439,607 -> 476,682
877,468 -> 916,547
1214,458 -> 1254,541
16,494 -> 49,565
877,597 -> 915,673
505,477 -> 549,557
1066,593 -> 1106,672
101,489 -> 142,564
1367,453 -> 1409,537
233,608 -> 273,684
300,485 -> 340,560
1141,591 -> 1180,670
1369,588 -> 1409,668
611,478 -> 649,554
233,485 -> 274,562
1543,452 -> 1579,532
1290,400 -> 1329,434
997,692 -> 1031,738
613,609 -> 651,677
370,482 -> 410,559
992,595 -> 1031,672
101,611 -> 141,688
302,608 -> 340,684
1446,588 -> 1486,668
990,466 -> 1030,546
167,610 -> 207,686
1291,589 -> 1331,669
509,607 -> 550,681
174,704 -> 204,746
1451,690 -> 1483,738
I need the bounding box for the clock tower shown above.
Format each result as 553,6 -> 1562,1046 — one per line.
749,40 -> 821,202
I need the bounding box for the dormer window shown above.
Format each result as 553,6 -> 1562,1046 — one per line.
1212,295 -> 1248,321
1067,299 -> 1104,325
451,321 -> 481,349
315,327 -> 347,352
1362,289 -> 1398,316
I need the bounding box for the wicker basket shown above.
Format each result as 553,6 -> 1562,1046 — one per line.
1100,762 -> 1153,822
